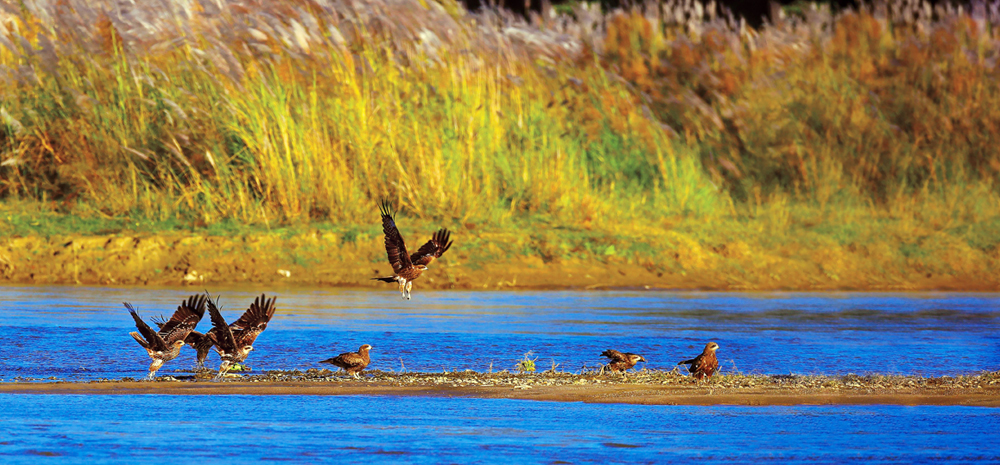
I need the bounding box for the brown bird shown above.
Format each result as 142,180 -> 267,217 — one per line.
601,349 -> 646,374
678,342 -> 720,380
320,344 -> 373,378
373,198 -> 453,300
151,318 -> 211,370
126,294 -> 208,380
205,294 -> 277,379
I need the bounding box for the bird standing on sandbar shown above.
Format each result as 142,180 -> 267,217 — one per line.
205,294 -> 277,379
320,344 -> 373,378
600,349 -> 646,374
126,294 -> 208,380
373,198 -> 453,300
678,342 -> 720,380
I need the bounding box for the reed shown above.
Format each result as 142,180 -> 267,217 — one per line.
0,0 -> 997,258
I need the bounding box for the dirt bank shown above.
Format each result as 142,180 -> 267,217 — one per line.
4,371 -> 999,406
2,231 -> 999,291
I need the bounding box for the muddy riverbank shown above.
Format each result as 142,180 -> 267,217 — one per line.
3,231 -> 999,291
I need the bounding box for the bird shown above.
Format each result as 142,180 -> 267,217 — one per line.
151,317 -> 212,370
600,349 -> 646,374
678,342 -> 720,380
373,198 -> 453,300
320,344 -> 373,378
126,294 -> 208,380
204,293 -> 277,379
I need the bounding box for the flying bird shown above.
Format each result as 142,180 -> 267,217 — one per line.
600,349 -> 646,374
126,294 -> 208,380
320,344 -> 373,378
372,199 -> 453,299
205,294 -> 277,379
678,342 -> 720,380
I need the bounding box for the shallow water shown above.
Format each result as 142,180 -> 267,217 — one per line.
0,286 -> 997,379
3,286 -> 999,462
1,394 -> 997,463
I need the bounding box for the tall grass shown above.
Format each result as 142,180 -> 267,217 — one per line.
0,0 -> 997,235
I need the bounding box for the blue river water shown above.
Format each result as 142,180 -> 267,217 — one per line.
1,286 -> 998,463
0,394 -> 997,463
0,286 -> 997,379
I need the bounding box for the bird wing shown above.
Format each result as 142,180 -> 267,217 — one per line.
410,228 -> 452,267
150,314 -> 168,329
159,294 -> 208,345
196,329 -> 218,352
379,198 -> 412,275
678,356 -> 698,366
206,297 -> 237,352
184,330 -> 206,346
601,349 -> 627,363
330,352 -> 366,369
232,294 -> 276,347
229,294 -> 276,330
125,302 -> 166,351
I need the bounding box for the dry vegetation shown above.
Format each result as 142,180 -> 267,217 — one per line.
241,368 -> 1000,391
1,0 -> 999,288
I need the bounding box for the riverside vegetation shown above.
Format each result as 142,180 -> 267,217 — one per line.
0,0 -> 998,289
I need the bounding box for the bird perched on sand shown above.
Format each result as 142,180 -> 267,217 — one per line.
373,198 -> 453,299
600,349 -> 646,374
320,344 -> 373,378
678,342 -> 720,380
126,294 -> 208,380
205,294 -> 277,379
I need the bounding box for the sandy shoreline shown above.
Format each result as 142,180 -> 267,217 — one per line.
4,371 -> 999,406
2,381 -> 997,406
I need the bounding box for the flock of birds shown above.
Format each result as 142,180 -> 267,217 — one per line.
126,199 -> 721,381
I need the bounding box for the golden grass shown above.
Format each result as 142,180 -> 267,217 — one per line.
0,0 -> 998,278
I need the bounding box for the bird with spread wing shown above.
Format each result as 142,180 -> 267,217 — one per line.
320,344 -> 373,378
151,317 -> 211,370
678,342 -> 720,380
600,349 -> 646,374
373,198 -> 453,299
204,294 -> 277,379
126,294 -> 207,380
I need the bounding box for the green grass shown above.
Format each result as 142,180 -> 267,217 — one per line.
0,1 -> 998,283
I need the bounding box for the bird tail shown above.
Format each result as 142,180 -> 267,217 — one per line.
678,359 -> 695,366
372,276 -> 397,283
129,331 -> 149,349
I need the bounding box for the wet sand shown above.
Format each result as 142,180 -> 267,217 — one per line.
4,232 -> 999,291
3,373 -> 998,406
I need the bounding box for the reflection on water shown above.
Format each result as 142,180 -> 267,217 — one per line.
0,394 -> 997,463
0,286 -> 998,380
